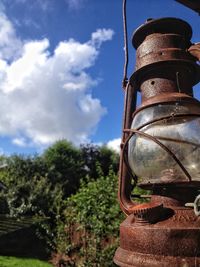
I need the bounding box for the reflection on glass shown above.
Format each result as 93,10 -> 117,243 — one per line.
128,103 -> 200,185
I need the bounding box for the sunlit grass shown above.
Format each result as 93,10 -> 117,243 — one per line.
0,256 -> 52,267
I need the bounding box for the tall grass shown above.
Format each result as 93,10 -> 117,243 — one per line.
0,256 -> 52,267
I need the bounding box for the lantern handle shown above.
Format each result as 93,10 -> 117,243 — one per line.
122,0 -> 129,90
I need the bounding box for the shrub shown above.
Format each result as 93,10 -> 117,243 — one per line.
56,169 -> 124,267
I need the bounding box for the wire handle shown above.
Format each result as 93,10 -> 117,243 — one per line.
122,0 -> 129,89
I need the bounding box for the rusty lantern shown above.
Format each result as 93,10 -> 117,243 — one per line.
114,17 -> 200,267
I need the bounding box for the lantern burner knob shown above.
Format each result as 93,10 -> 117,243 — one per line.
130,202 -> 164,224
185,194 -> 200,216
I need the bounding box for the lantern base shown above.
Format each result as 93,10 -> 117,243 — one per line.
114,248 -> 200,267
114,206 -> 200,267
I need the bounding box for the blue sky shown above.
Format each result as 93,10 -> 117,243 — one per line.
0,0 -> 199,155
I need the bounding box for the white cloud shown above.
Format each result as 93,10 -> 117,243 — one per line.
91,29 -> 114,48
107,138 -> 121,154
0,13 -> 114,148
0,13 -> 22,60
12,137 -> 27,147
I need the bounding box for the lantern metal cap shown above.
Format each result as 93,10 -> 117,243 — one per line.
132,17 -> 192,49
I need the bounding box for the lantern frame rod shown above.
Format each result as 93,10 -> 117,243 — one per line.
123,128 -> 192,182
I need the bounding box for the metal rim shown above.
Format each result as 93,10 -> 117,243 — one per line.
132,17 -> 192,49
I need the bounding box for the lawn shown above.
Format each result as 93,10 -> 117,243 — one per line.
0,256 -> 52,267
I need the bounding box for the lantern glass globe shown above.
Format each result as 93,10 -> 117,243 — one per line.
128,102 -> 200,185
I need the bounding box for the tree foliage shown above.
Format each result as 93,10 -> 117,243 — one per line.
43,140 -> 84,196
80,144 -> 119,180
0,140 -> 121,265
60,170 -> 123,266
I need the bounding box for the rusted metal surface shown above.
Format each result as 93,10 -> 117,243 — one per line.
115,17 -> 200,267
115,201 -> 200,267
137,92 -> 200,109
115,195 -> 200,266
135,38 -> 194,71
119,82 -> 137,215
132,18 -> 192,49
130,18 -> 200,97
128,202 -> 164,224
176,0 -> 200,14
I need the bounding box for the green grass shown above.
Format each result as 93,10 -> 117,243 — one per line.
0,256 -> 53,267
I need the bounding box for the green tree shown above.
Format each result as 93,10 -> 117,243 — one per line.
43,140 -> 84,196
0,154 -> 47,185
80,144 -> 119,180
